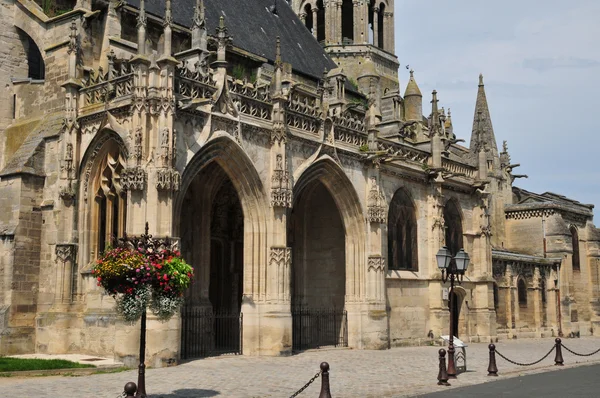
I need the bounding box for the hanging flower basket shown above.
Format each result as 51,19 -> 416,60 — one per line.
93,233 -> 193,322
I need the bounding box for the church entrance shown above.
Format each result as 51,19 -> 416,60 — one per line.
289,180 -> 348,351
179,164 -> 243,359
449,291 -> 460,338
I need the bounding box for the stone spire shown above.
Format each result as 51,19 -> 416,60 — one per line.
430,90 -> 440,134
404,70 -> 422,121
445,108 -> 454,138
469,74 -> 498,155
192,0 -> 207,50
430,90 -> 442,168
274,37 -> 283,92
136,0 -> 147,55
162,0 -> 173,57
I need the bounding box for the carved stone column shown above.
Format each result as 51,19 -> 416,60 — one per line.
372,6 -> 379,47
54,244 -> 78,307
533,266 -> 542,333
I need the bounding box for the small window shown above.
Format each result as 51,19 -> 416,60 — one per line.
571,310 -> 579,323
518,278 -> 527,308
493,283 -> 499,311
570,226 -> 580,271
27,36 -> 45,80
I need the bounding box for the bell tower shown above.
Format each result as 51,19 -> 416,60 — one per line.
292,0 -> 399,93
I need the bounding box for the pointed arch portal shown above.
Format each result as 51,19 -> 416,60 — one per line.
289,158 -> 365,351
175,136 -> 268,359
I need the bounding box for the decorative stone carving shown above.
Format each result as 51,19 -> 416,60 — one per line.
122,166 -> 147,191
492,261 -> 506,279
59,183 -> 76,201
269,247 -> 291,268
156,168 -> 181,192
160,127 -> 170,166
271,154 -> 292,208
368,256 -> 385,272
133,127 -> 143,164
55,243 -> 77,263
367,176 -> 386,223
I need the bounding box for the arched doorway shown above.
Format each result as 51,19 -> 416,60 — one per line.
176,136 -> 268,359
179,163 -> 244,358
449,291 -> 460,338
290,180 -> 347,350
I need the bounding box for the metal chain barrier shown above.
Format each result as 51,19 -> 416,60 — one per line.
289,370 -> 322,398
561,343 -> 600,357
495,345 -> 556,367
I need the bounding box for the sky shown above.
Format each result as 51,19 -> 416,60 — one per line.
394,0 -> 600,216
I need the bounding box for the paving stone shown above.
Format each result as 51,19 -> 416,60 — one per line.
1,337 -> 600,397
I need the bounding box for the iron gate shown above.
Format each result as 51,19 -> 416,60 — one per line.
180,306 -> 242,360
292,307 -> 348,352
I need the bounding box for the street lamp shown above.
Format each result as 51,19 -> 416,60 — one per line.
436,246 -> 470,379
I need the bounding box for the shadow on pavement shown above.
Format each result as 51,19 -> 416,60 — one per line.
155,389 -> 220,397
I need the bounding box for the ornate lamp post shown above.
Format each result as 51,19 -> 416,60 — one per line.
436,246 -> 470,379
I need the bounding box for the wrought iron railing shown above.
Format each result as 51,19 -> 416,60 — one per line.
180,306 -> 243,359
292,307 -> 348,352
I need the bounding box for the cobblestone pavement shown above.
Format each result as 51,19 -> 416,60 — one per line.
1,337 -> 600,398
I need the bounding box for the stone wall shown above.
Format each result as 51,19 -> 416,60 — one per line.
0,0 -> 29,169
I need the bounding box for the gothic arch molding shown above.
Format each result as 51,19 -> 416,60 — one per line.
174,134 -> 269,302
387,187 -> 418,271
292,156 -> 366,300
443,197 -> 464,255
77,129 -> 128,278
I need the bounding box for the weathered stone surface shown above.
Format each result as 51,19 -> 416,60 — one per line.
0,0 -> 597,367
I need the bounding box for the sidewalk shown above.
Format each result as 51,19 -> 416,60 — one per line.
1,337 -> 599,397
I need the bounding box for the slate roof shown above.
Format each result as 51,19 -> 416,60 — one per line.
0,113 -> 63,178
125,0 -> 337,80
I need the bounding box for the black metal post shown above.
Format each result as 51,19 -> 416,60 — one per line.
319,362 -> 332,398
124,382 -> 137,398
136,310 -> 147,397
487,344 -> 498,376
554,338 -> 564,366
447,274 -> 457,379
437,349 -> 450,386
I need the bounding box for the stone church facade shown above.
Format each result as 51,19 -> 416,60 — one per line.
0,0 -> 599,367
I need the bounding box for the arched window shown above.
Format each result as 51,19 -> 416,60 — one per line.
518,278 -> 527,307
304,4 -> 314,34
443,200 -> 463,256
387,189 -> 417,270
94,150 -> 127,254
368,0 -> 375,45
378,3 -> 385,49
316,0 -> 325,43
341,0 -> 354,43
17,29 -> 45,80
570,226 -> 580,271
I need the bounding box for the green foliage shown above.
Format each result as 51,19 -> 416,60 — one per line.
0,358 -> 95,372
39,0 -> 74,17
349,97 -> 368,109
359,144 -> 370,152
231,64 -> 247,81
348,78 -> 359,91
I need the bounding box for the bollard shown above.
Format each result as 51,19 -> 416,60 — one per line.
487,344 -> 498,376
124,382 -> 137,398
318,362 -> 332,398
554,338 -> 564,366
437,349 -> 450,386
